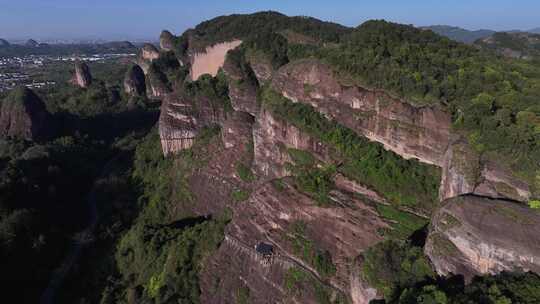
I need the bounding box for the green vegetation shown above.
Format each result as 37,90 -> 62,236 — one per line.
364,240 -> 540,304
284,267 -> 346,304
174,11 -> 350,56
295,165 -> 336,206
390,272 -> 540,304
529,200 -> 540,209
235,286 -> 250,304
95,128 -> 229,303
375,205 -> 429,239
231,189 -> 250,202
183,71 -> 233,113
288,20 -> 540,192
289,221 -> 336,279
243,31 -> 290,68
226,47 -> 260,90
262,87 -> 440,212
285,148 -> 336,206
0,56 -> 159,302
476,32 -> 540,59
235,162 -> 255,182
115,216 -> 227,303
362,240 -> 435,301
287,148 -> 316,167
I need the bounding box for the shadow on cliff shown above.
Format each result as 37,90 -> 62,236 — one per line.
168,215 -> 212,229
409,223 -> 430,247
52,106 -> 160,143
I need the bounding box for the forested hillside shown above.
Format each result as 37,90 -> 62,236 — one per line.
2,11 -> 540,304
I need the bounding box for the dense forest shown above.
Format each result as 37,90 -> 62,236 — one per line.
2,10 -> 540,304
0,59 -> 159,302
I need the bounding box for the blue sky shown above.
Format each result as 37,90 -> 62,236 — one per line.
1,0 -> 539,40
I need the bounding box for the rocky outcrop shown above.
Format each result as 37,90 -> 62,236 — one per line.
254,107 -> 333,179
439,139 -> 532,202
222,50 -> 259,115
249,60 -> 274,84
425,195 -> 540,281
159,94 -> 198,155
0,87 -> 51,141
0,39 -> 10,47
137,44 -> 160,74
201,179 -> 387,304
160,30 -> 175,51
146,65 -> 170,99
71,61 -> 92,88
186,111 -> 255,215
271,59 -> 534,203
272,59 -> 451,167
221,111 -> 254,151
190,40 -> 242,81
123,65 -> 146,97
159,92 -> 226,156
140,43 -> 160,61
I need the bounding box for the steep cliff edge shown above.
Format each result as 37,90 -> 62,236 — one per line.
271,59 -> 534,203
440,139 -> 532,202
425,195 -> 540,281
124,64 -> 146,97
222,49 -> 260,116
159,94 -> 199,155
272,59 -> 451,167
253,107 -> 332,179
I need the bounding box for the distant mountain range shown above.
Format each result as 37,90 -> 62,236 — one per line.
422,25 -> 495,43
422,25 -> 540,44
475,31 -> 540,59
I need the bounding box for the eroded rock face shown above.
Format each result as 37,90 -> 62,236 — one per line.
425,195 -> 540,281
439,140 -> 480,200
159,94 -> 199,156
201,180 -> 386,304
71,61 -> 92,88
140,43 -> 160,61
271,59 -> 533,203
0,87 -> 51,140
222,52 -> 260,116
146,65 -> 171,99
160,30 -> 175,51
187,111 -> 255,216
249,60 -> 273,84
440,139 -> 532,202
254,107 -> 333,179
137,44 -> 161,75
272,59 -> 452,167
158,93 -> 226,156
123,65 -> 146,97
190,40 -> 242,81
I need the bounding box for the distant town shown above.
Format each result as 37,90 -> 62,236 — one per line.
0,37 -> 145,93
0,53 -> 136,92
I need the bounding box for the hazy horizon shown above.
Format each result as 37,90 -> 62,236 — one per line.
1,0 -> 539,41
